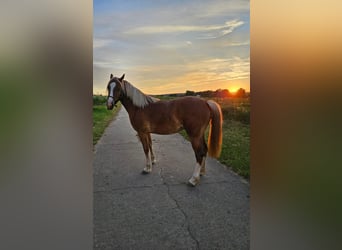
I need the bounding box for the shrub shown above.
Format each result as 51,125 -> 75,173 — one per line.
93,95 -> 107,105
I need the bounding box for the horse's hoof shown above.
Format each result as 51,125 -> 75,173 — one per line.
187,181 -> 196,187
141,170 -> 150,175
188,177 -> 200,187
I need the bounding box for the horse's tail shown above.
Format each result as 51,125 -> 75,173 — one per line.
207,100 -> 223,158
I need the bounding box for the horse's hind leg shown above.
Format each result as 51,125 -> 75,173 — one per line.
138,133 -> 152,174
147,133 -> 156,165
188,135 -> 208,186
200,137 -> 208,176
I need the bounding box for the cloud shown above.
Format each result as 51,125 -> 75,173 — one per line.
188,57 -> 250,80
93,60 -> 118,68
191,0 -> 250,18
93,38 -> 112,49
225,41 -> 250,47
124,19 -> 244,39
220,20 -> 244,35
141,56 -> 250,93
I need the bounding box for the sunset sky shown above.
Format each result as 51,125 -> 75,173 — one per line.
93,0 -> 250,95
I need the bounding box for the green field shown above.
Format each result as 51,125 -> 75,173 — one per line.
93,95 -> 250,179
93,95 -> 121,146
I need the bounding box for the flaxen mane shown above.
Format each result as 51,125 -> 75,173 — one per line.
121,80 -> 159,108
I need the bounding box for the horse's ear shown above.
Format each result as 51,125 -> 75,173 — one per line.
119,73 -> 125,81
110,74 -> 113,79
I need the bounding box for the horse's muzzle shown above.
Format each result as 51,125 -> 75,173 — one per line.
107,96 -> 119,110
107,102 -> 117,110
107,102 -> 114,110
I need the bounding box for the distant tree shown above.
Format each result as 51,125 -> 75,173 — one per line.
234,88 -> 246,98
220,89 -> 230,98
213,89 -> 229,98
93,95 -> 107,105
185,90 -> 196,96
197,90 -> 213,97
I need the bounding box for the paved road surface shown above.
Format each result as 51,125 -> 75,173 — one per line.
94,108 -> 249,250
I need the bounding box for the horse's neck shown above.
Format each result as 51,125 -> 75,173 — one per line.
120,95 -> 137,115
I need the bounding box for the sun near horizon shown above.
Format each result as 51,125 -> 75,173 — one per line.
93,74 -> 250,96
93,83 -> 250,96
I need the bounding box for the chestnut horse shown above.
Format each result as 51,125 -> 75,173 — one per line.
106,74 -> 222,186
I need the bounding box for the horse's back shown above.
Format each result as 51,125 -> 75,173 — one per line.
172,96 -> 210,116
137,96 -> 211,134
147,96 -> 208,115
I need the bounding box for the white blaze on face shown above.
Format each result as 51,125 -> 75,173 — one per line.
107,82 -> 116,105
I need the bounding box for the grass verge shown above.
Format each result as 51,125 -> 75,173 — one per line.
93,103 -> 121,146
219,120 -> 249,178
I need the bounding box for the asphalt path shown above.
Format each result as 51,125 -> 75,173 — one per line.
94,107 -> 250,250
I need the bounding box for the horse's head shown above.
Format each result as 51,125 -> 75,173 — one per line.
106,73 -> 125,110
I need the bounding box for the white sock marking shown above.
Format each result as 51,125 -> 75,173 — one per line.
201,157 -> 206,167
192,163 -> 202,178
144,153 -> 152,172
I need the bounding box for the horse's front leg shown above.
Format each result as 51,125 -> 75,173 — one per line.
138,133 -> 152,174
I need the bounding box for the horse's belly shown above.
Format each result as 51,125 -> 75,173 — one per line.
150,120 -> 182,134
